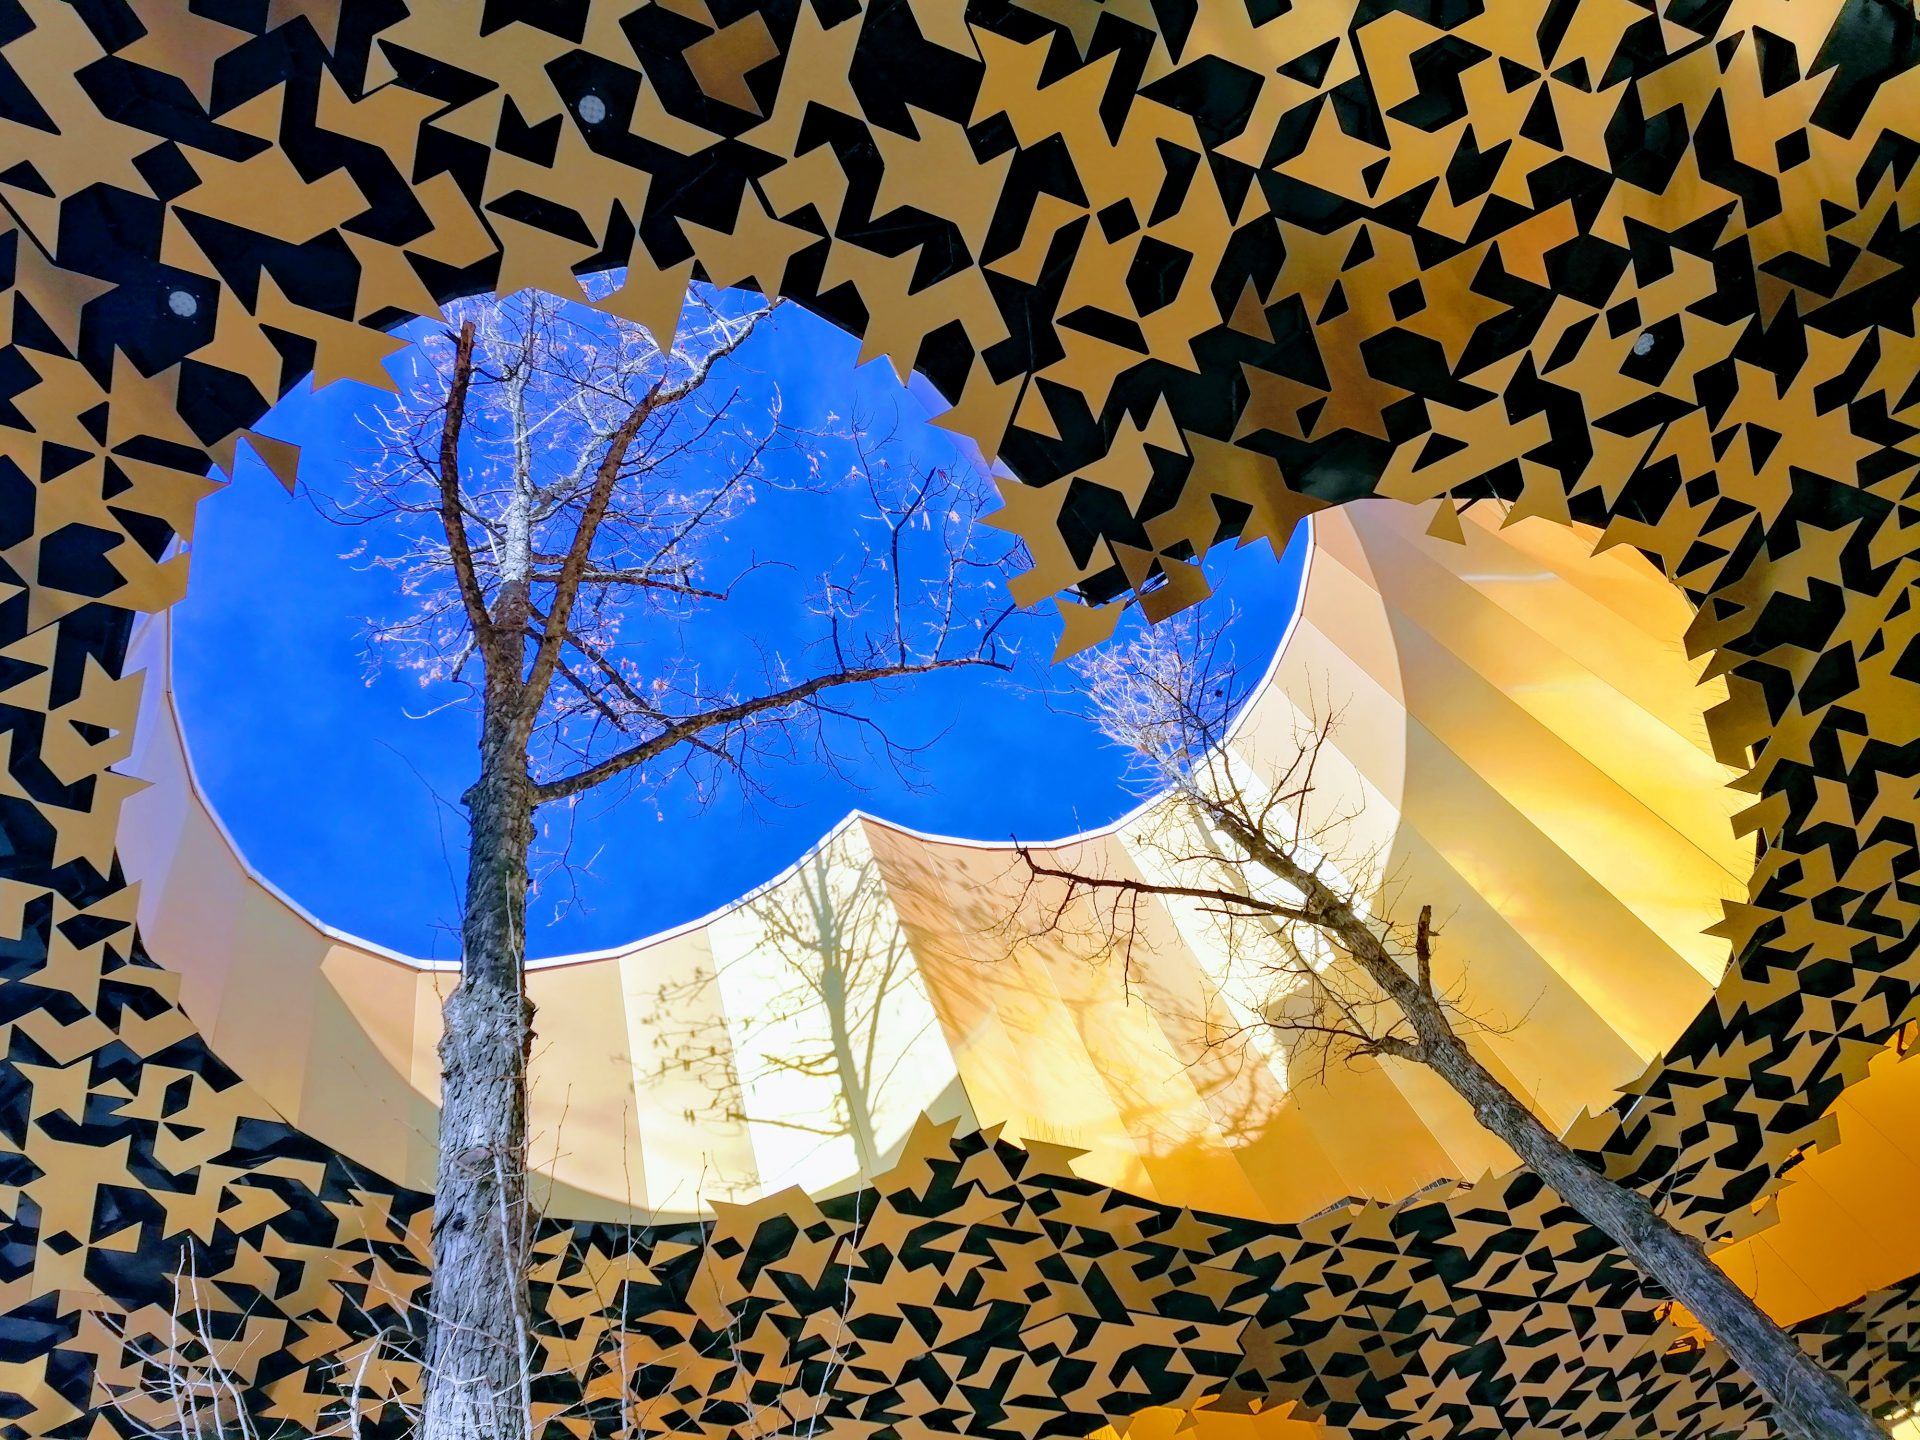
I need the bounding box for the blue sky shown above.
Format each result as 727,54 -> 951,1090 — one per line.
172,297 -> 1306,960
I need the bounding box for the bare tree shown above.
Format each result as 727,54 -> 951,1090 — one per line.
1011,613 -> 1886,1440
332,283 -> 1015,1440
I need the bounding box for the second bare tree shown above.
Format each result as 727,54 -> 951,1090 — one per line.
1012,613 -> 1884,1440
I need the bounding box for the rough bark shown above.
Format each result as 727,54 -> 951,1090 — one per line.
421,747 -> 536,1440
1212,806 -> 1886,1440
392,295 -> 1005,1440
422,339 -> 542,1440
1426,1028 -> 1885,1440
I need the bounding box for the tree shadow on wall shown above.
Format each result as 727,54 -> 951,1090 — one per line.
642,826 -> 942,1186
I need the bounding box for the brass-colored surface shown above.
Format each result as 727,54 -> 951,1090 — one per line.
117,501 -> 1741,1227
3,0 -> 1919,1434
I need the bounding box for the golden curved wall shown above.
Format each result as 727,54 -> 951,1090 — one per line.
119,500 -> 1741,1225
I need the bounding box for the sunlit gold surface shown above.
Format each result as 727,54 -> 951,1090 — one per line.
121,500 -> 1745,1225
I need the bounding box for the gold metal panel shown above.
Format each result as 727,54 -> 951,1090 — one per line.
6,0 -> 1918,1431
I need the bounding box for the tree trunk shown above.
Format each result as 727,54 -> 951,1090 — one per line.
1208,806 -> 1886,1439
420,743 -> 536,1440
1418,1023 -> 1884,1440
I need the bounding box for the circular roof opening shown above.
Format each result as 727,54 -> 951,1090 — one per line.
171,287 -> 1307,960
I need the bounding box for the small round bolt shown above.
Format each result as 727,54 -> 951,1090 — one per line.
1632,331 -> 1656,357
167,289 -> 199,318
577,94 -> 607,125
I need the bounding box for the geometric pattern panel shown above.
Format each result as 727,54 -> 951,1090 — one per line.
2,0 -> 1918,1436
4,0 -> 1912,1235
8,1090 -> 1920,1440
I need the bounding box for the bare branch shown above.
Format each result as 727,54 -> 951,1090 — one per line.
439,320 -> 494,648
530,655 -> 1001,806
1012,843 -> 1318,928
523,303 -> 778,714
1416,902 -> 1434,998
519,379 -> 663,712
